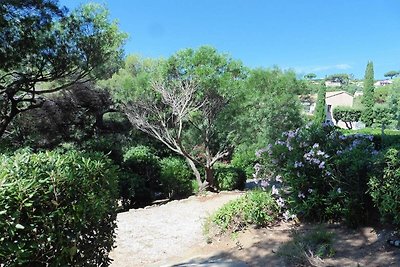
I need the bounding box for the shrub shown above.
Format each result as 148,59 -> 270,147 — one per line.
123,145 -> 161,192
214,163 -> 246,191
257,123 -> 377,227
0,150 -> 119,266
118,171 -> 151,209
369,147 -> 400,226
205,190 -> 279,236
341,128 -> 400,149
159,157 -> 194,199
231,146 -> 257,178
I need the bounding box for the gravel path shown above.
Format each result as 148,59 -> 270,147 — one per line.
110,192 -> 243,267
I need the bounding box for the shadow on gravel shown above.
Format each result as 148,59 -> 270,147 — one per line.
170,237 -> 286,267
169,223 -> 400,267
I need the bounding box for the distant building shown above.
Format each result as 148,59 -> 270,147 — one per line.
374,79 -> 393,87
325,91 -> 354,128
354,91 -> 363,98
299,91 -> 355,129
324,81 -> 342,87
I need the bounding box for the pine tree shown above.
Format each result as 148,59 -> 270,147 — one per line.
361,61 -> 375,126
314,84 -> 326,125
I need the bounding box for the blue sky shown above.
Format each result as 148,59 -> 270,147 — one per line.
60,0 -> 400,79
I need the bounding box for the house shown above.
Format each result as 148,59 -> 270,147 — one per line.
325,91 -> 353,128
299,91 -> 354,128
374,79 -> 393,87
324,81 -> 342,87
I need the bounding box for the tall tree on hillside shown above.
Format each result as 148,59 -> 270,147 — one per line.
314,84 -> 327,125
0,1 -> 126,138
361,61 -> 375,126
304,73 -> 317,80
384,70 -> 400,80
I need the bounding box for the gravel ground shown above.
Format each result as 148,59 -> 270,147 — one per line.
109,192 -> 244,267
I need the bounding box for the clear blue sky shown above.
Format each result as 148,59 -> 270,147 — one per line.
60,0 -> 400,79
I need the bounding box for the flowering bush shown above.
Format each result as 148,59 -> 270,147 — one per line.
255,123 -> 377,227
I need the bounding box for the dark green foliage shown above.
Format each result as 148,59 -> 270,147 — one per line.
332,106 -> 362,129
123,145 -> 161,196
314,84 -> 327,125
0,150 -> 119,266
0,1 -> 127,137
206,190 -> 279,235
118,172 -> 150,210
362,61 -> 375,126
12,83 -> 120,148
214,163 -> 247,191
369,148 -> 400,226
159,157 -> 194,199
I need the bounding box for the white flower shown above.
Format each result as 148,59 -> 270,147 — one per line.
272,185 -> 279,195
276,197 -> 285,207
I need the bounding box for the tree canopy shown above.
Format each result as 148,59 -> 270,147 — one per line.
384,70 -> 400,79
304,73 -> 317,80
0,0 -> 127,137
332,106 -> 362,129
325,73 -> 351,85
106,46 -> 247,190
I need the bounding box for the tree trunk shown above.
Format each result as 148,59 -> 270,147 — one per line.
0,111 -> 15,139
184,157 -> 207,191
204,166 -> 215,190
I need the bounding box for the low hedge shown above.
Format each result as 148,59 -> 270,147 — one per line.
214,163 -> 246,191
0,150 -> 119,266
341,128 -> 400,149
159,157 -> 194,199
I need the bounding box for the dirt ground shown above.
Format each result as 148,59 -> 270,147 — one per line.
110,192 -> 400,267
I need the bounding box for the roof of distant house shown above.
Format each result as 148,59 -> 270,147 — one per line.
299,91 -> 353,103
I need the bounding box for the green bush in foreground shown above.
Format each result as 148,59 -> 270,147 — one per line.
0,150 -> 119,266
205,190 -> 279,236
369,147 -> 400,226
160,157 -> 194,199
